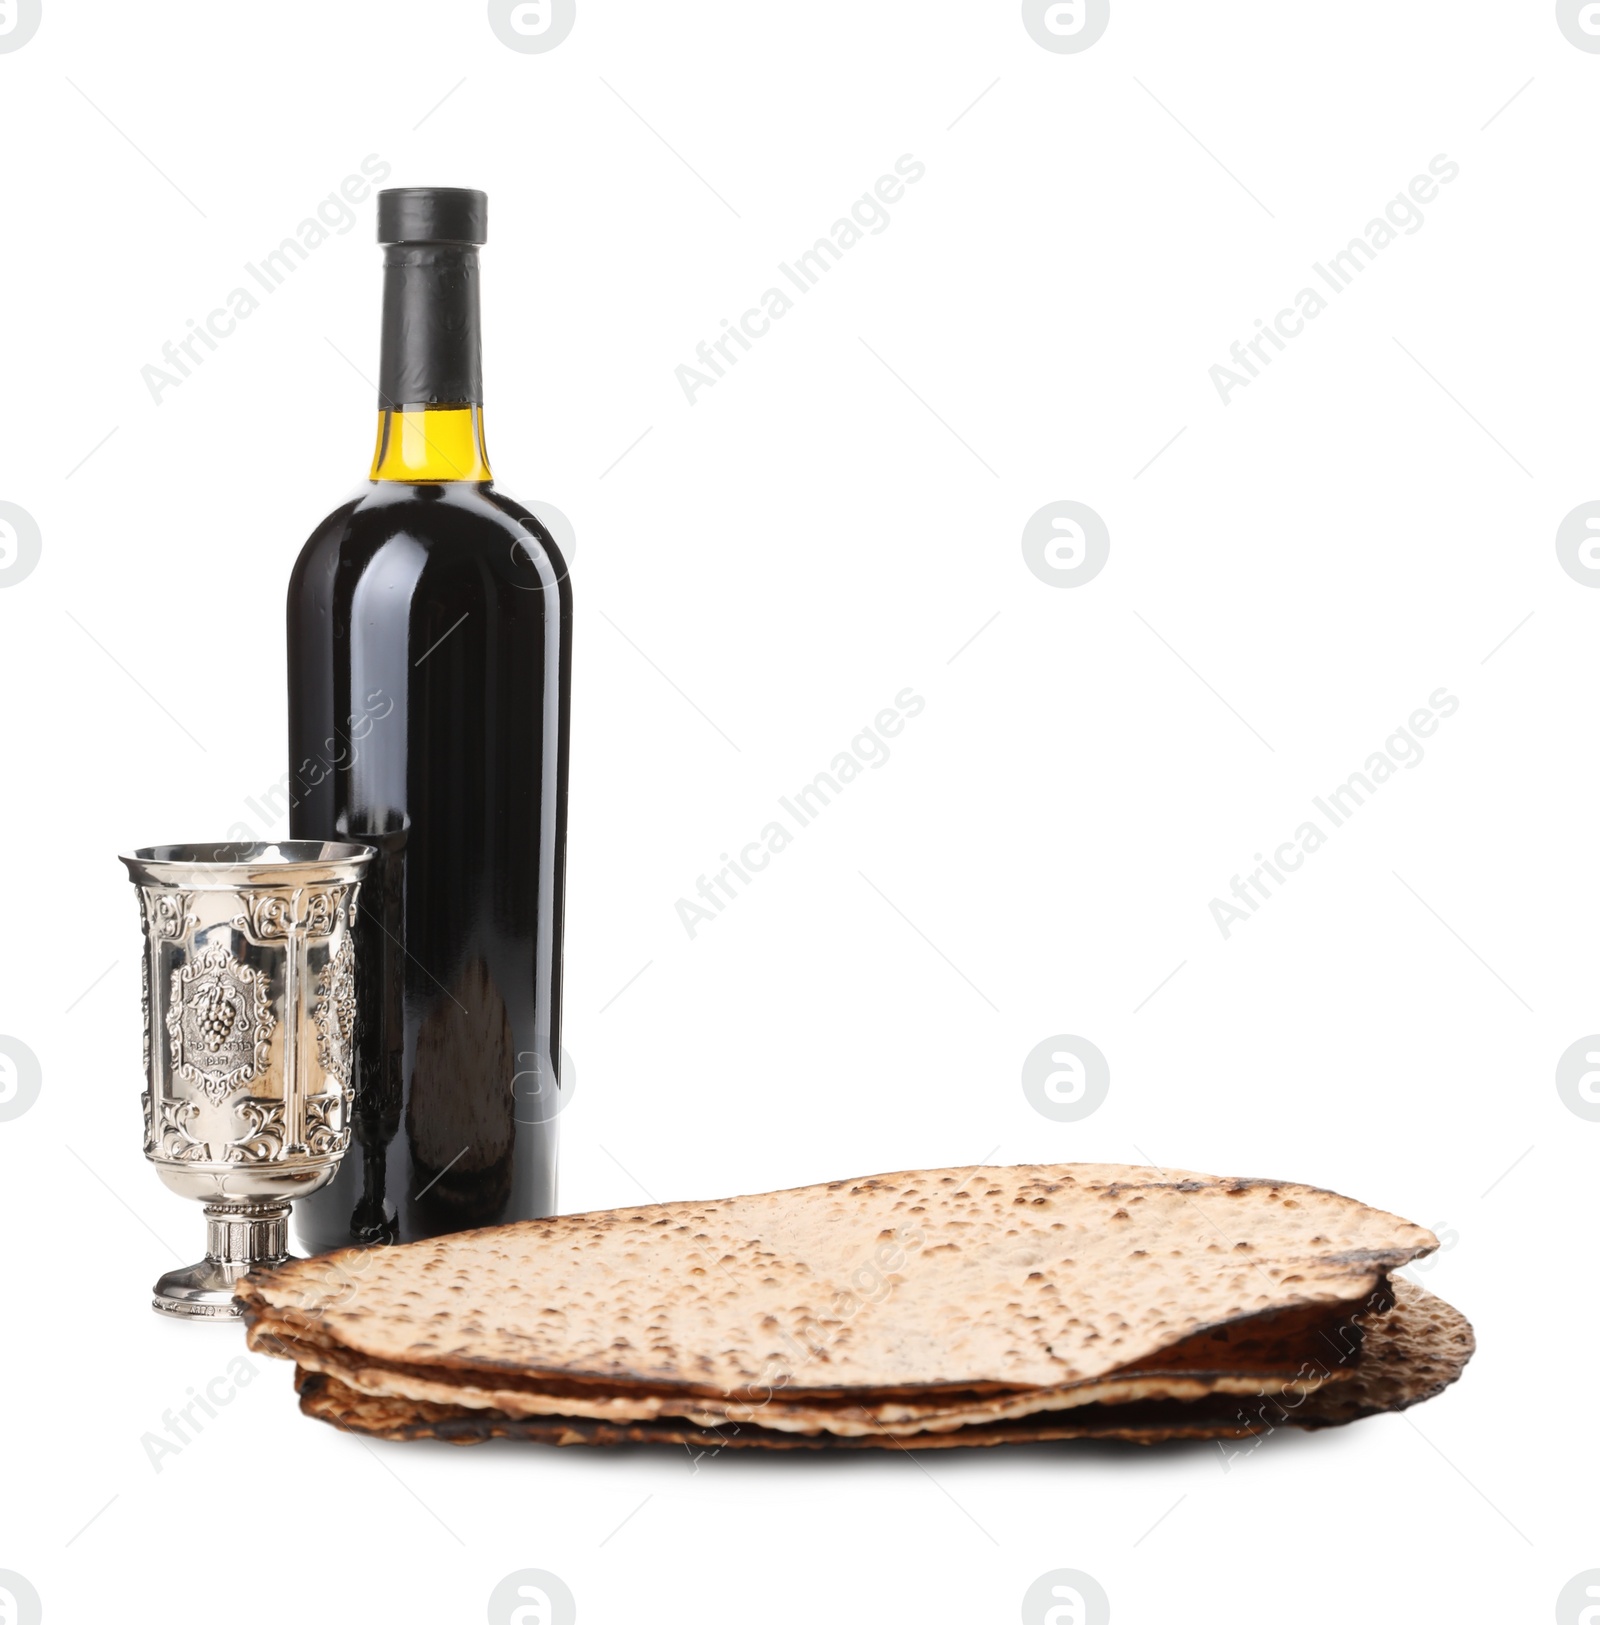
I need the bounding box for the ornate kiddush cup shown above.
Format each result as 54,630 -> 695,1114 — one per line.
119,841 -> 374,1319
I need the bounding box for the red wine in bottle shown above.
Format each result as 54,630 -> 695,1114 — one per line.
287,187 -> 571,1248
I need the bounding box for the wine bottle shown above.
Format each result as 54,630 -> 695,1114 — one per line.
287,187 -> 571,1249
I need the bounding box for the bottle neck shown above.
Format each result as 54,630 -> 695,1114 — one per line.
371,406 -> 492,481
373,242 -> 491,483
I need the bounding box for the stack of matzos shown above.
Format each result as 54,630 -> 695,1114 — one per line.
237,1164 -> 1474,1450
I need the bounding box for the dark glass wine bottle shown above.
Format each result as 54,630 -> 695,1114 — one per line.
287,187 -> 571,1250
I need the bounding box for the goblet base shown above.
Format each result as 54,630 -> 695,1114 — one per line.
153,1258 -> 290,1319
151,1199 -> 294,1319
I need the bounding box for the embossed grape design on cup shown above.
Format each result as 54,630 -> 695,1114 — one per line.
120,841 -> 374,1319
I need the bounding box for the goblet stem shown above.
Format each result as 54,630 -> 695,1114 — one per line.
206,1200 -> 291,1268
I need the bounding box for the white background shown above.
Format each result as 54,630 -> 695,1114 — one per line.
0,2 -> 1593,1621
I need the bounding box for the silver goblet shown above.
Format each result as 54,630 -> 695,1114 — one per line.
119,841 -> 374,1319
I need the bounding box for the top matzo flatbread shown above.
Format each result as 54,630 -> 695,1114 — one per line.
239,1163 -> 1436,1398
